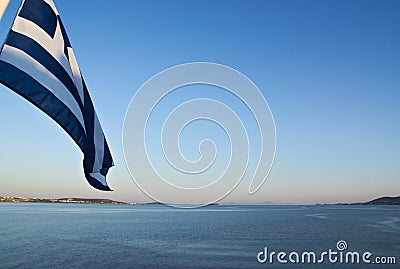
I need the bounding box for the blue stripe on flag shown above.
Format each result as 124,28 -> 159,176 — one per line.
81,79 -> 96,172
102,138 -> 114,168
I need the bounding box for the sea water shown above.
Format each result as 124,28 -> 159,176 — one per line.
0,203 -> 398,268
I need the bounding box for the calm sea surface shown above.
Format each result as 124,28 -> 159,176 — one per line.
0,203 -> 398,269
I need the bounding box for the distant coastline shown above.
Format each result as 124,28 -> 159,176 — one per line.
0,197 -> 132,205
336,196 -> 400,206
0,196 -> 399,206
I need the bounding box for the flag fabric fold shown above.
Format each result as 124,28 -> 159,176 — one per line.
0,0 -> 114,191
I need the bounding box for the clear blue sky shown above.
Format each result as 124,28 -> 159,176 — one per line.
0,0 -> 399,204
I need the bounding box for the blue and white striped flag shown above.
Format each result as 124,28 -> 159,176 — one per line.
0,0 -> 114,191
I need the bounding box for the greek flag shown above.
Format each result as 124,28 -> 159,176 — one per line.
0,0 -> 114,191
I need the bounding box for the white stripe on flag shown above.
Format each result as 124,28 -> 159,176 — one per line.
67,48 -> 84,103
89,172 -> 107,186
93,114 -> 105,171
0,45 -> 86,130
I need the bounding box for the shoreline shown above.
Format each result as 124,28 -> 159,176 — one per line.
1,196 -> 399,206
0,196 -> 132,205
